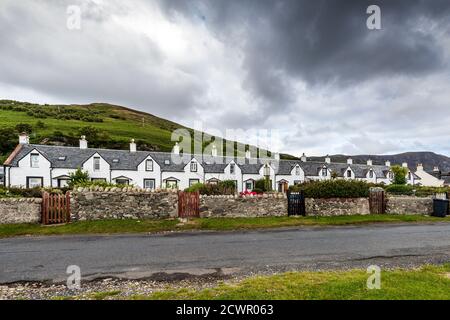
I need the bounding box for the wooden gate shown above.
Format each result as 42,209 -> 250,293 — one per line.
369,188 -> 385,214
287,190 -> 306,216
42,192 -> 71,225
178,191 -> 200,218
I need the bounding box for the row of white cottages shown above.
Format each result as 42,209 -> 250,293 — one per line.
3,134 -> 443,192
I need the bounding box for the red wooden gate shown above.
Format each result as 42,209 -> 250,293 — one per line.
178,191 -> 200,218
42,192 -> 71,225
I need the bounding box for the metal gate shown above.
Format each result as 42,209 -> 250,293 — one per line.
178,191 -> 200,218
369,188 -> 385,214
287,190 -> 306,216
42,192 -> 71,225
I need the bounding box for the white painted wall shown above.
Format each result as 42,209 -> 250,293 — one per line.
82,153 -> 111,181
9,149 -> 52,188
414,167 -> 444,187
204,161 -> 243,192
111,155 -> 161,188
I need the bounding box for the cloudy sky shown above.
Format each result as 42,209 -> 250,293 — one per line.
1,0 -> 449,157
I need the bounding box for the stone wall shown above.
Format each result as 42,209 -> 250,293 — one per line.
0,198 -> 42,224
200,194 -> 287,218
70,187 -> 178,221
305,197 -> 370,216
386,196 -> 433,215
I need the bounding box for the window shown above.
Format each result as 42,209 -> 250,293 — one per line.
408,172 -> 412,180
27,177 -> 43,188
369,170 -> 374,178
166,179 -> 178,189
294,180 -> 302,185
207,179 -> 219,185
115,178 -> 130,185
189,179 -> 200,187
190,161 -> 198,172
93,157 -> 100,171
58,179 -> 69,188
144,179 -> 155,190
347,170 -> 352,178
30,153 -> 39,168
322,167 -> 328,176
230,163 -> 235,174
245,180 -> 254,191
264,165 -> 270,176
295,166 -> 301,175
91,178 -> 106,182
146,159 -> 154,171
388,172 -> 394,179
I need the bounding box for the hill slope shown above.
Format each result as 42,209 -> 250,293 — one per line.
0,100 -> 271,163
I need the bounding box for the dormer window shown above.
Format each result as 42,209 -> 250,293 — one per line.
322,167 -> 328,176
295,166 -> 301,175
164,160 -> 170,165
230,163 -> 235,174
347,170 -> 352,178
369,170 -> 374,178
408,172 -> 412,180
190,161 -> 198,172
264,164 -> 270,176
93,156 -> 100,171
30,153 -> 39,168
112,159 -> 119,163
58,156 -> 66,161
146,159 -> 154,171
388,171 -> 394,179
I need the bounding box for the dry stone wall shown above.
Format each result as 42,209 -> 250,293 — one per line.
0,198 -> 42,224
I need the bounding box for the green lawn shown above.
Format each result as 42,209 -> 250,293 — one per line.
129,264 -> 450,300
1,215 -> 449,239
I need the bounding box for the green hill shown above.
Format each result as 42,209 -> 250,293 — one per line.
0,100 -> 278,163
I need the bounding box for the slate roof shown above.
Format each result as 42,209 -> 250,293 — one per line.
5,144 -> 396,178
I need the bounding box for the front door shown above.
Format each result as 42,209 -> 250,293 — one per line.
278,181 -> 288,193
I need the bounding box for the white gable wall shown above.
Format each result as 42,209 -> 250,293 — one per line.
82,153 -> 111,181
9,149 -> 52,187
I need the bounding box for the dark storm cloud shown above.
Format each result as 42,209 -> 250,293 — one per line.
160,0 -> 450,106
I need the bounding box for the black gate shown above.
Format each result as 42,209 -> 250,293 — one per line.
287,190 -> 306,216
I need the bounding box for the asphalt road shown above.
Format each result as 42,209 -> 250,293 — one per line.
1,223 -> 450,283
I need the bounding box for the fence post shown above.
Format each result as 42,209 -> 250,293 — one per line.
369,187 -> 385,214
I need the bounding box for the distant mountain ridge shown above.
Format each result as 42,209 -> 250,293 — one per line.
308,152 -> 450,172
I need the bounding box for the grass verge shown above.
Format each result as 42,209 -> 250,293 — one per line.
0,214 -> 449,239
129,264 -> 450,300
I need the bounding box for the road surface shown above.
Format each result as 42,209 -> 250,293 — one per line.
1,223 -> 450,283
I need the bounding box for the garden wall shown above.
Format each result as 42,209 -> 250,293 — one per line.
385,196 -> 433,215
70,187 -> 178,221
0,198 -> 42,224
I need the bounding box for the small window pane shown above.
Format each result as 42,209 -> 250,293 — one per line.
144,179 -> 155,189
146,159 -> 153,171
94,157 -> 100,171
27,177 -> 42,188
30,154 -> 39,168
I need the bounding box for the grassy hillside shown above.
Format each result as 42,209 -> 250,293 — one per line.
0,100 -> 273,163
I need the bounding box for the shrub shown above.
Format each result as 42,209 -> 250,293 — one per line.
289,180 -> 371,198
0,187 -> 43,198
391,165 -> 408,185
68,168 -> 90,187
385,184 -> 414,195
184,181 -> 236,195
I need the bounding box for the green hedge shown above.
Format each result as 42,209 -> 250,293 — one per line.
289,180 -> 373,198
385,184 -> 450,197
184,181 -> 236,195
384,184 -> 414,196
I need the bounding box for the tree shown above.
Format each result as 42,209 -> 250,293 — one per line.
15,123 -> 33,134
391,165 -> 408,185
68,168 -> 90,187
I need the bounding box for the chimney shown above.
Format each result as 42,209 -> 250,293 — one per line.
274,152 -> 280,161
211,144 -> 218,157
79,136 -> 88,149
325,155 -> 331,164
245,149 -> 251,159
385,160 -> 391,167
367,159 -> 373,166
173,142 -> 180,155
130,139 -> 137,153
417,163 -> 424,171
433,166 -> 440,172
301,153 -> 307,162
19,132 -> 29,145
347,158 -> 353,165
402,162 -> 408,168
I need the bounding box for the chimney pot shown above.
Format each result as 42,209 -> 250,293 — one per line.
367,159 -> 373,166
347,158 -> 353,165
385,160 -> 391,167
402,162 -> 408,168
274,152 -> 280,161
325,155 -> 331,164
211,144 -> 218,157
173,142 -> 180,155
301,153 -> 307,162
245,150 -> 251,159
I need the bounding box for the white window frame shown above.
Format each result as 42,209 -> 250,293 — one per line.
347,170 -> 352,178
144,179 -> 155,190
30,153 -> 40,168
230,163 -> 235,175
27,177 -> 43,188
145,159 -> 154,172
369,170 -> 374,178
189,179 -> 200,187
93,157 -> 101,171
115,178 -> 130,185
295,166 -> 301,176
322,168 -> 328,176
190,161 -> 198,172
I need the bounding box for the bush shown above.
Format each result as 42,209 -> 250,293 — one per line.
385,184 -> 414,195
68,168 -> 90,187
391,165 -> 408,185
289,180 -> 371,198
184,181 -> 236,195
414,186 -> 450,197
0,187 -> 43,198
